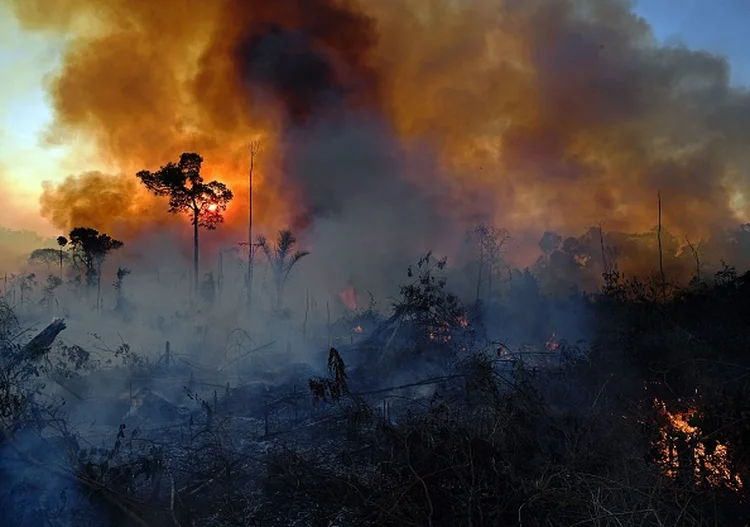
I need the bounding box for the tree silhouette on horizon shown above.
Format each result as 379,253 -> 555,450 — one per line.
56,236 -> 68,278
28,236 -> 71,279
68,227 -> 124,310
137,153 -> 234,292
28,248 -> 66,271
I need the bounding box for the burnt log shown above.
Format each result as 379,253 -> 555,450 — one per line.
21,318 -> 67,360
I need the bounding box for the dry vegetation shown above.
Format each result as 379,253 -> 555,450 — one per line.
1,243 -> 750,527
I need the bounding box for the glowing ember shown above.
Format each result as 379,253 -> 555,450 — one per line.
426,316 -> 470,343
352,325 -> 363,333
545,332 -> 559,351
653,399 -> 742,491
428,330 -> 451,343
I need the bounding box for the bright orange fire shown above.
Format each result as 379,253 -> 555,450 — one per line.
653,399 -> 742,491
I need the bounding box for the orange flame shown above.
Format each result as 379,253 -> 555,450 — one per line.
339,284 -> 357,311
654,399 -> 742,491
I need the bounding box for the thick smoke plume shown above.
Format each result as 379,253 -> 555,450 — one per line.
5,0 -> 750,271
39,171 -> 140,234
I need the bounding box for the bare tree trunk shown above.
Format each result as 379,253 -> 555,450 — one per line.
487,261 -> 493,303
247,142 -> 259,311
96,262 -> 102,312
193,210 -> 200,293
598,223 -> 608,275
657,192 -> 666,302
247,248 -> 255,311
275,280 -> 283,312
217,251 -> 224,302
475,243 -> 484,307
686,237 -> 701,281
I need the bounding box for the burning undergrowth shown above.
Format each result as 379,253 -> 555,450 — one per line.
653,399 -> 743,491
2,257 -> 750,526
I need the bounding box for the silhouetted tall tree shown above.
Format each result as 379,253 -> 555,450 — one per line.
467,224 -> 509,306
56,236 -> 68,278
137,153 -> 233,291
68,227 -> 123,310
113,267 -> 131,313
257,229 -> 309,312
28,237 -> 72,280
246,140 -> 261,310
28,248 -> 63,270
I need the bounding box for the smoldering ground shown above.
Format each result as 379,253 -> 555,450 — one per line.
2,0 -> 750,379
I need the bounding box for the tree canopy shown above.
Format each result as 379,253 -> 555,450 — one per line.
68,227 -> 124,287
28,248 -> 65,267
137,152 -> 233,292
136,152 -> 233,229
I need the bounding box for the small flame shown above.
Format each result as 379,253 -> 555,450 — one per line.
545,332 -> 559,351
428,331 -> 451,342
207,203 -> 218,212
352,325 -> 363,333
339,284 -> 357,310
427,316 -> 469,343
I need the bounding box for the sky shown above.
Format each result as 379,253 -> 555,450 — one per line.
0,0 -> 749,236
0,1 -> 68,234
632,0 -> 750,85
